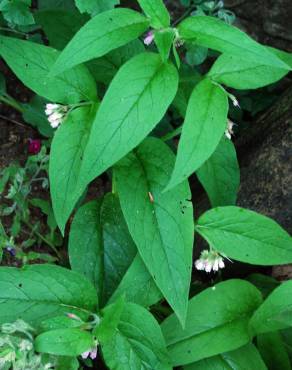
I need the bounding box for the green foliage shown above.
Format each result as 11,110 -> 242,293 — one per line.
196,206 -> 292,265
0,0 -> 34,26
1,1 -> 292,368
115,137 -> 194,324
196,137 -> 240,207
51,8 -> 149,74
161,280 -> 262,365
137,0 -> 170,29
167,77 -> 228,189
0,35 -> 97,104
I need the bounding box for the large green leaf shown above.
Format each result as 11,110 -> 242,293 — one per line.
161,280 -> 262,366
114,137 -> 194,325
35,328 -> 94,356
35,10 -> 88,50
196,206 -> 292,265
257,332 -> 291,370
196,138 -> 240,207
0,35 -> 96,104
75,0 -> 119,16
49,106 -> 95,233
166,77 -> 228,190
100,193 -> 137,304
178,16 -> 290,70
101,303 -> 171,370
250,280 -> 292,334
184,344 -> 267,370
86,39 -> 145,85
69,53 -> 178,227
0,264 -> 98,328
108,254 -> 162,307
137,0 -> 170,28
68,200 -> 103,298
51,8 -> 149,74
208,53 -> 288,90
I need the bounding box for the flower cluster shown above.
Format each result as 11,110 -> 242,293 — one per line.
225,119 -> 235,140
45,103 -> 68,128
82,346 -> 98,360
195,250 -> 225,273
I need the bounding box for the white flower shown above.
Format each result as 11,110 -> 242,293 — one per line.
194,250 -> 226,273
225,119 -> 235,140
45,103 -> 68,128
229,94 -> 240,108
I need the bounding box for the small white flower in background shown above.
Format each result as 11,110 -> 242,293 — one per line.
229,94 -> 240,108
144,31 -> 154,46
45,103 -> 68,129
225,119 -> 235,140
195,250 -> 226,273
81,346 -> 98,360
174,28 -> 184,48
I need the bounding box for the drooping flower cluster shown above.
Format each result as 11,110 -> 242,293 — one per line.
195,250 -> 225,273
45,103 -> 68,128
82,346 -> 98,360
225,119 -> 235,140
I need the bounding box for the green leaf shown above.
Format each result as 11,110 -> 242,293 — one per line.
56,357 -> 80,370
161,279 -> 262,366
75,0 -> 119,16
0,0 -> 34,26
38,0 -> 75,10
155,28 -> 175,61
100,193 -> 137,304
40,315 -> 84,331
101,303 -> 171,370
196,138 -> 240,207
166,77 -> 228,190
178,16 -> 290,70
86,39 -> 145,85
268,46 -> 292,68
250,280 -> 292,334
257,332 -> 291,370
208,54 -> 288,90
172,65 -> 202,118
35,9 -> 88,50
196,206 -> 292,265
0,72 -> 6,94
22,95 -> 54,137
73,53 -> 178,222
184,344 -> 267,370
0,264 -> 98,327
68,200 -> 103,297
50,106 -> 95,233
247,273 -> 280,299
51,8 -> 149,75
137,0 -> 170,28
114,137 -> 194,325
0,36 -> 97,104
35,328 -> 94,356
95,296 -> 125,342
108,254 -> 162,307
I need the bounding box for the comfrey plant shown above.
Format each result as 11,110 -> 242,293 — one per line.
0,0 -> 292,368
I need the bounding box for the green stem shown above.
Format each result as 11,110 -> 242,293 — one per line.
0,95 -> 24,113
161,125 -> 182,142
23,220 -> 61,259
0,27 -> 27,36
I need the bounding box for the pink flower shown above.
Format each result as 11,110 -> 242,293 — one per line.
144,31 -> 154,46
28,139 -> 41,154
81,346 -> 97,360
